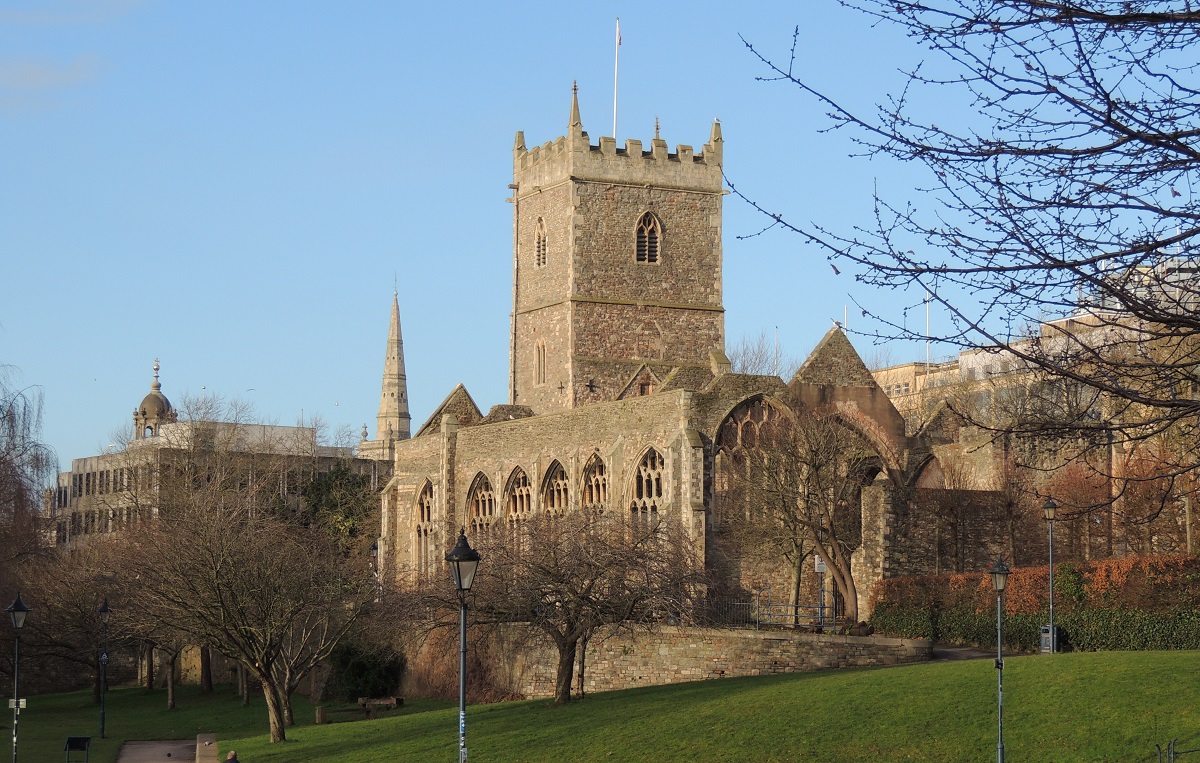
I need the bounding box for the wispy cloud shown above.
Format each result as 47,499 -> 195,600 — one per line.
0,55 -> 102,91
0,0 -> 150,26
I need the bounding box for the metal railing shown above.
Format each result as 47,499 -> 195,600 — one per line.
697,590 -> 843,631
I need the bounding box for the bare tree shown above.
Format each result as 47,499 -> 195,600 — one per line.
721,404 -> 872,624
739,3 -> 1200,469
727,330 -> 801,378
0,367 -> 54,564
471,511 -> 701,705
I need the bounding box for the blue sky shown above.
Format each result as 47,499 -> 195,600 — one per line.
3,0 -> 938,466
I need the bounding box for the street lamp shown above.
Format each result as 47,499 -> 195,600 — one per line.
1043,497 -> 1058,653
445,529 -> 481,763
989,557 -> 1011,763
6,593 -> 29,763
98,598 -> 111,739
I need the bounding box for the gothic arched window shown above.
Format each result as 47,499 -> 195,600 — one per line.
630,447 -> 665,526
635,212 -> 661,263
505,468 -> 532,528
582,454 -> 608,515
542,460 -> 569,515
535,218 -> 548,268
467,473 -> 497,535
415,481 -> 435,577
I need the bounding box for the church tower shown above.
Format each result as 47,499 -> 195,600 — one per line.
509,86 -> 725,413
359,292 -> 411,460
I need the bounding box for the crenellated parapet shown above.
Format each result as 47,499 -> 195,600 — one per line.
513,86 -> 723,194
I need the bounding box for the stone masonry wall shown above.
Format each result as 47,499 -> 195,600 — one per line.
487,625 -> 932,698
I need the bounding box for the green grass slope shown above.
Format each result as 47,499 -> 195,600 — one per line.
18,651 -> 1200,762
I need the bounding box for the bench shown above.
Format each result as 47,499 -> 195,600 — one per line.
357,696 -> 402,709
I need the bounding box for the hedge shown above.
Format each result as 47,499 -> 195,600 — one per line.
869,555 -> 1200,652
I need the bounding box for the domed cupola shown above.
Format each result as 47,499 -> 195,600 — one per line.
133,359 -> 176,439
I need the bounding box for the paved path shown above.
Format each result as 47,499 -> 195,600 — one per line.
115,739 -> 195,762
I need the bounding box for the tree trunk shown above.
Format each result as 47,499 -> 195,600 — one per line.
199,646 -> 213,693
789,548 -> 804,627
142,642 -> 154,690
552,640 -> 578,705
260,679 -> 288,743
240,665 -> 250,707
166,652 -> 177,710
576,634 -> 589,699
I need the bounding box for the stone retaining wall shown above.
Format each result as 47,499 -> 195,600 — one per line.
488,625 -> 932,698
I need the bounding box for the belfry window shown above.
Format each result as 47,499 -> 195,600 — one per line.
535,218 -> 548,268
636,212 -> 661,263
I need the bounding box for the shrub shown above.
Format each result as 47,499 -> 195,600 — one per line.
869,555 -> 1200,652
320,641 -> 406,703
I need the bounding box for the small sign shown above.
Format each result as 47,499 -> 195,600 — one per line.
7,699 -> 25,709
814,557 -> 827,573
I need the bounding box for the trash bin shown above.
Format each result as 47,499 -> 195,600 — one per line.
1039,625 -> 1060,653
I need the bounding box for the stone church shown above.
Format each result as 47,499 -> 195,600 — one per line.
371,89 -> 1004,619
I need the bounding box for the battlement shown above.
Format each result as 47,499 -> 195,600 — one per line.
513,88 -> 723,193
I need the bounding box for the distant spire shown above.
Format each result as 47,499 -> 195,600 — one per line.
376,293 -> 411,441
710,118 -> 723,144
569,81 -> 582,133
655,116 -> 660,139
151,358 -> 161,391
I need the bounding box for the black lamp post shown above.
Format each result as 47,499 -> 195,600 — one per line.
98,598 -> 110,739
989,557 -> 1011,763
6,593 -> 29,763
1043,497 -> 1058,653
445,529 -> 480,763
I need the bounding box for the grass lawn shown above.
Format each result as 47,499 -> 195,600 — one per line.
15,651 -> 1200,762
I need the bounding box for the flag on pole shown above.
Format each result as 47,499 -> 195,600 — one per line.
617,17 -> 622,46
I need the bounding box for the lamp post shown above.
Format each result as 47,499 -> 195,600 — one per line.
445,529 -> 481,763
6,593 -> 29,763
98,598 -> 110,739
989,558 -> 1011,763
1043,497 -> 1058,653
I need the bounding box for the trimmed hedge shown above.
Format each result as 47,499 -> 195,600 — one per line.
869,555 -> 1200,652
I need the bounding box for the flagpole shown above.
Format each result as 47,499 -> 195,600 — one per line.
613,18 -> 621,138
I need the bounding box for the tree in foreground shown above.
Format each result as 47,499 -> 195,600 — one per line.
472,511 -> 702,705
741,2 -> 1200,472
719,403 -> 871,624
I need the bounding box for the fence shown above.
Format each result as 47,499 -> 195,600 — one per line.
699,589 -> 844,630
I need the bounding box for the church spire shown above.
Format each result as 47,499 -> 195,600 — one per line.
376,291 -> 411,442
568,81 -> 583,136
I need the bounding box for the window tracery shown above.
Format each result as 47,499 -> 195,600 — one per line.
542,460 -> 569,515
468,473 -> 497,535
630,448 -> 665,526
635,212 -> 661,263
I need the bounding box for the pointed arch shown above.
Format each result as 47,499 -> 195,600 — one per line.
414,480 -> 436,577
505,467 -> 532,527
467,473 -> 497,535
635,212 -> 661,263
535,217 -> 548,268
630,447 -> 665,526
581,453 -> 608,515
542,460 -> 569,516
